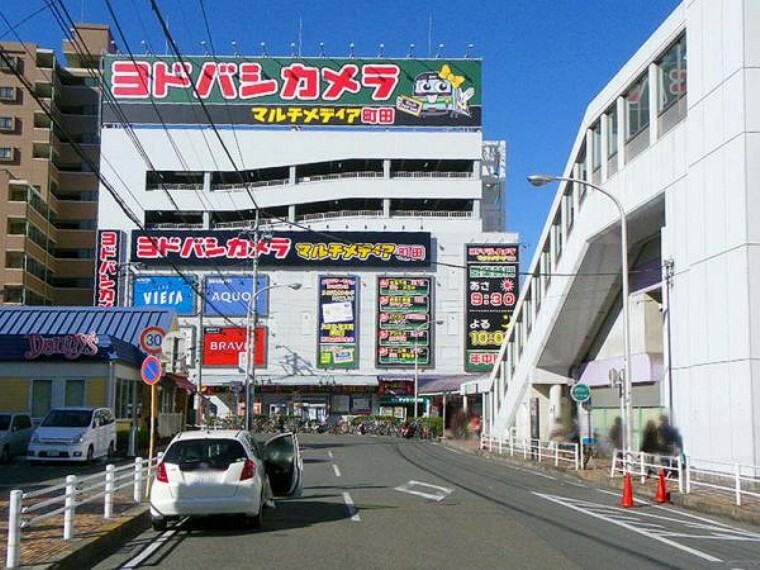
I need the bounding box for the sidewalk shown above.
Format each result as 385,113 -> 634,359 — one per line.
441,437 -> 760,527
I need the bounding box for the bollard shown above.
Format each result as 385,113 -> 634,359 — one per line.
134,457 -> 143,503
104,464 -> 115,519
63,475 -> 76,540
640,453 -> 646,484
523,438 -> 528,460
574,443 -> 580,471
685,455 -> 691,494
610,451 -> 617,477
537,440 -> 542,463
498,435 -> 503,455
509,432 -> 514,457
554,443 -> 559,466
6,489 -> 22,569
735,463 -> 742,506
677,454 -> 684,493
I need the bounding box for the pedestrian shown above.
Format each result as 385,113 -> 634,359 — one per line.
657,415 -> 683,477
640,420 -> 660,476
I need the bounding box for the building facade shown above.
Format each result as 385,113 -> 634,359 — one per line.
0,24 -> 114,306
481,0 -> 760,467
96,55 -> 517,421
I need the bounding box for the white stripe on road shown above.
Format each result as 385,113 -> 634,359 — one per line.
652,504 -> 759,534
533,492 -> 722,563
437,444 -> 462,454
342,492 -> 361,522
562,480 -> 586,488
121,526 -> 178,569
332,464 -> 342,477
327,450 -> 334,459
595,488 -> 647,504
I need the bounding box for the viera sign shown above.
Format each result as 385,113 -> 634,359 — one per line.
24,333 -> 99,360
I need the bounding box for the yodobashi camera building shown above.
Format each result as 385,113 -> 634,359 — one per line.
96,54 -> 518,420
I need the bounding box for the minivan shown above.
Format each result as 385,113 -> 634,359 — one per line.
28,407 -> 116,463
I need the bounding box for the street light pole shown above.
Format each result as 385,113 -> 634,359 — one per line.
527,174 -> 633,462
412,319 -> 444,420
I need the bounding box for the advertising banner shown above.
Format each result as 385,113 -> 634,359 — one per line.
317,276 -> 359,369
203,275 -> 269,317
202,326 -> 266,367
95,229 -> 125,308
132,275 -> 196,315
464,244 -> 519,372
103,56 -> 481,128
131,230 -> 430,268
376,276 -> 432,367
377,376 -> 415,396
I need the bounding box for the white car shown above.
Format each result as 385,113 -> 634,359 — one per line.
150,429 -> 303,531
0,413 -> 34,463
27,407 -> 117,463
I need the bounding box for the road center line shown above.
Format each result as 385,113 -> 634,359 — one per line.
332,464 -> 342,477
327,450 -> 334,459
533,492 -> 722,563
342,492 -> 361,522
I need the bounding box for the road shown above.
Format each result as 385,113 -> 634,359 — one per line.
93,435 -> 760,569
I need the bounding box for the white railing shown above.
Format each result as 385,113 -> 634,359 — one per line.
297,210 -> 384,223
480,433 -> 580,470
392,171 -> 473,179
683,457 -> 760,506
609,449 -> 684,493
213,217 -> 287,229
5,455 -> 160,569
147,183 -> 203,191
298,171 -> 383,183
146,222 -> 204,230
212,178 -> 289,190
392,210 -> 472,218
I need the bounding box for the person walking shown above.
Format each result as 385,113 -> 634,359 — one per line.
640,420 -> 660,476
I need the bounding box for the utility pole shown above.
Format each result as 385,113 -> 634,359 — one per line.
245,211 -> 260,432
197,279 -> 205,426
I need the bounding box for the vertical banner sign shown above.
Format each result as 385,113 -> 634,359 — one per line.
317,276 -> 359,369
465,244 -> 520,372
132,276 -> 196,315
95,230 -> 125,307
202,326 -> 266,367
376,276 -> 432,367
203,275 -> 269,316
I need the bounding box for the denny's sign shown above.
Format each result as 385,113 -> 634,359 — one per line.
24,333 -> 99,360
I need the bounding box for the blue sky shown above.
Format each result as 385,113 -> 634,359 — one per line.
1,0 -> 680,264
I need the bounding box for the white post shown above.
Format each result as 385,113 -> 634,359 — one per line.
574,443 -> 580,471
6,489 -> 22,569
509,432 -> 514,457
64,475 -> 76,540
640,452 -> 646,484
735,463 -> 742,506
537,440 -> 542,463
498,434 -> 503,455
554,443 -> 559,466
104,464 -> 115,519
685,455 -> 691,494
134,457 -> 143,503
523,438 -> 528,460
610,451 -> 617,478
677,454 -> 684,493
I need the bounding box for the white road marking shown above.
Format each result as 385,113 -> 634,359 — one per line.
437,444 -> 462,455
595,487 -> 647,504
652,504 -> 758,534
327,450 -> 334,459
533,492 -> 722,562
342,492 -> 361,522
332,464 -> 342,477
121,522 -> 182,569
562,480 -> 586,488
395,480 -> 454,502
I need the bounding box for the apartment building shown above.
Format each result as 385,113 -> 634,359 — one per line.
0,24 -> 113,306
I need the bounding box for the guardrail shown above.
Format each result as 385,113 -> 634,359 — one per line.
5,455 -> 160,569
298,171 -> 383,183
480,433 -> 580,470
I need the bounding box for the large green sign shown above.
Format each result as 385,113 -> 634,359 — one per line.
103,56 -> 481,128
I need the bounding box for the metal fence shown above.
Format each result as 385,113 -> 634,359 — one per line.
480,433 -> 580,470
609,449 -> 684,492
5,455 -> 159,569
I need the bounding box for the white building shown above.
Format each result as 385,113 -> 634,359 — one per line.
479,0 -> 760,466
96,56 -> 517,420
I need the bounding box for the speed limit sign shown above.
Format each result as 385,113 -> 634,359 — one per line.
139,326 -> 166,354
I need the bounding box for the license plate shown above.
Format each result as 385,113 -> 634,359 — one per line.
47,451 -> 60,457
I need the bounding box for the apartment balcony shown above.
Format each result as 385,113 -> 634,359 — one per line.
57,170 -> 97,192
54,229 -> 95,249
56,200 -> 97,221
53,258 -> 94,279
52,287 -> 92,306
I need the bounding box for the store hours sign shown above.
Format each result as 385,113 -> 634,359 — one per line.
465,244 -> 519,372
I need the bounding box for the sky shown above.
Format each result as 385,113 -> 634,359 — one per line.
0,0 -> 681,264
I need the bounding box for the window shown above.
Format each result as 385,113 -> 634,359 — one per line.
658,35 -> 687,112
625,74 -> 649,140
0,116 -> 14,130
0,86 -> 15,100
5,252 -> 24,269
0,147 -> 12,161
31,380 -> 52,419
115,379 -> 137,419
12,415 -> 32,430
606,106 -> 618,158
591,122 -> 601,171
65,380 -> 85,407
2,286 -> 24,303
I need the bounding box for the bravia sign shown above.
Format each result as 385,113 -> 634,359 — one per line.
464,244 -> 519,372
131,230 -> 430,268
202,326 -> 266,367
103,56 -> 481,128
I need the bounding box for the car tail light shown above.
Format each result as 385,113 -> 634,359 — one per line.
156,462 -> 168,483
240,459 -> 257,481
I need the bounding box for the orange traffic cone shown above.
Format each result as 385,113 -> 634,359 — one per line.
654,469 -> 670,504
620,473 -> 635,508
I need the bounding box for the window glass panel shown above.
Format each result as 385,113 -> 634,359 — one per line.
65,379 -> 85,407
659,35 -> 687,111
626,75 -> 650,139
591,122 -> 601,170
607,106 -> 618,157
32,380 -> 52,418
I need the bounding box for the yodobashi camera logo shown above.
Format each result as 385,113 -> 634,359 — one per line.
24,333 -> 99,360
396,64 -> 475,118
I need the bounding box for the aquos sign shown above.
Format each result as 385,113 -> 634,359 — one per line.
204,275 -> 269,317
102,56 -> 481,128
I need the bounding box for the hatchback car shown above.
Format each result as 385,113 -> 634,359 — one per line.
149,429 -> 303,531
27,407 -> 117,463
0,413 -> 34,463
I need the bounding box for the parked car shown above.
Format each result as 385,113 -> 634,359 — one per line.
27,407 -> 117,463
150,429 -> 303,531
0,413 -> 34,463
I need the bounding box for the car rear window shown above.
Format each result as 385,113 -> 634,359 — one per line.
163,439 -> 247,470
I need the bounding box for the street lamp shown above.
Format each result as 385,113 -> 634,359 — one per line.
527,173 -> 633,463
245,281 -> 302,430
412,319 -> 444,420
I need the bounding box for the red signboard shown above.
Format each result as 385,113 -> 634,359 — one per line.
95,230 -> 125,307
202,326 -> 266,367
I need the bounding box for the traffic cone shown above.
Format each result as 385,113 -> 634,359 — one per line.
654,469 -> 670,504
620,473 -> 635,508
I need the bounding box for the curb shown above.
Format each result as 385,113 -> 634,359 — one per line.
37,506 -> 150,570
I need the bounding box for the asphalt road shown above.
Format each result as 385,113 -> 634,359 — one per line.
93,435 -> 760,570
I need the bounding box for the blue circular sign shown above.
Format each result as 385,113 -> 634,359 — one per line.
141,355 -> 162,385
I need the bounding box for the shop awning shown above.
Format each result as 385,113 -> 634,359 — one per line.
192,373 -> 379,388
164,373 -> 195,393
418,374 -> 488,396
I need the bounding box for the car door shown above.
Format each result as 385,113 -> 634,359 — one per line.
11,415 -> 33,456
262,432 -> 303,497
92,410 -> 105,457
